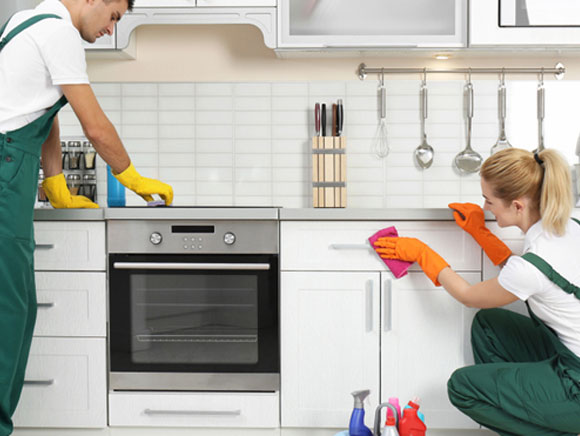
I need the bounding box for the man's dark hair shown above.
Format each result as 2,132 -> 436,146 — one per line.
104,0 -> 134,12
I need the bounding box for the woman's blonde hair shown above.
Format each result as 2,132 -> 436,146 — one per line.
480,148 -> 573,236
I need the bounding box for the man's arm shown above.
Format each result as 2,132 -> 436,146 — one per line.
60,84 -> 130,174
41,115 -> 63,177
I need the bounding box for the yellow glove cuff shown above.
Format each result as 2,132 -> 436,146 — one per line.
42,173 -> 99,209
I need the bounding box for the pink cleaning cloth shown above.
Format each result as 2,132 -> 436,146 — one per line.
368,226 -> 413,279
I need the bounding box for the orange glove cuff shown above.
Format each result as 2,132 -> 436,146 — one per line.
417,246 -> 449,286
476,229 -> 512,265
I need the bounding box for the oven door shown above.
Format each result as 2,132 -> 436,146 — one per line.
108,253 -> 279,392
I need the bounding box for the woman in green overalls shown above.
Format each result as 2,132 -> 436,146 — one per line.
0,1 -> 173,434
373,148 -> 580,435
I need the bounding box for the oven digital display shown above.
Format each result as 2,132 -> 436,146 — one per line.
171,225 -> 215,233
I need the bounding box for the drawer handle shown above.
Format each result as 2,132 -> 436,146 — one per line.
24,379 -> 54,386
35,244 -> 55,250
37,302 -> 55,309
365,280 -> 374,333
143,409 -> 241,417
329,243 -> 372,251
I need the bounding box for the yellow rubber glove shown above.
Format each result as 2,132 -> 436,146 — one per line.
42,173 -> 99,209
373,237 -> 449,286
448,202 -> 511,266
114,163 -> 173,205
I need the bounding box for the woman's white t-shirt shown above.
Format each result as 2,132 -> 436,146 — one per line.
0,0 -> 89,133
498,219 -> 580,358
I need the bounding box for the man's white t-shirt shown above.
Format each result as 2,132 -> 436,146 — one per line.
0,0 -> 89,133
498,219 -> 580,358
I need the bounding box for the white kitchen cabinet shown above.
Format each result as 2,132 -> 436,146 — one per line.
470,0 -> 580,47
381,272 -> 480,429
12,338 -> 107,428
281,271 -> 380,428
280,220 -> 483,430
277,0 -> 466,49
133,0 -> 274,7
14,221 -> 107,429
82,32 -> 116,50
133,0 -> 196,6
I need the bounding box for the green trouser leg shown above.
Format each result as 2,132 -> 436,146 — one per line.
0,237 -> 36,436
447,309 -> 580,436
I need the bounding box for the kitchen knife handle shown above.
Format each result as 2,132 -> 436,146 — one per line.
321,104 -> 326,137
332,104 -> 337,137
337,99 -> 343,136
315,103 -> 320,137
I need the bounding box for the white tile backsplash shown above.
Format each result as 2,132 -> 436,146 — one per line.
60,80 -> 580,208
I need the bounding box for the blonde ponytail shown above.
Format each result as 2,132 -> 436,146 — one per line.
480,148 -> 573,236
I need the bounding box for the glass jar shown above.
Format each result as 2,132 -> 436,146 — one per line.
67,140 -> 82,170
66,173 -> 81,195
83,141 -> 96,170
37,172 -> 48,203
81,173 -> 97,202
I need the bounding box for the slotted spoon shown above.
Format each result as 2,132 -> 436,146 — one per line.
490,73 -> 512,155
414,74 -> 434,168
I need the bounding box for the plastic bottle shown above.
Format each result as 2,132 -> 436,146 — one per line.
399,402 -> 426,436
349,390 -> 373,436
403,399 -> 425,424
382,415 -> 399,436
387,397 -> 401,422
107,165 -> 125,207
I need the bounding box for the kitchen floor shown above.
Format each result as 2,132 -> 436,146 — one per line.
13,428 -> 496,435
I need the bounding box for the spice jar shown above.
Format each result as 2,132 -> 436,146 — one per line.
81,173 -> 97,202
66,173 -> 81,195
83,141 -> 96,170
61,140 -> 69,170
67,141 -> 82,170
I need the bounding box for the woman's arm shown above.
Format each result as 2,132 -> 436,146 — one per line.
437,267 -> 518,308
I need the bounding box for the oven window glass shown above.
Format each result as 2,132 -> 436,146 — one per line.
130,273 -> 258,365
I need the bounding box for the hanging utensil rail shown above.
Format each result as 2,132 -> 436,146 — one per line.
357,63 -> 566,80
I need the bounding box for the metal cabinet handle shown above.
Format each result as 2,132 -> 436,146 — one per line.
113,262 -> 270,271
383,279 -> 392,332
365,280 -> 373,333
24,379 -> 54,386
35,244 -> 55,250
143,409 -> 241,417
37,302 -> 55,309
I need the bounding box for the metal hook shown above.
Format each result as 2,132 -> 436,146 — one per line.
380,68 -> 385,87
468,67 -> 472,84
422,68 -> 427,86
500,68 -> 506,86
539,67 -> 544,85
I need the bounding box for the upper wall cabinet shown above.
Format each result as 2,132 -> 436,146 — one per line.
277,0 -> 466,49
117,2 -> 276,49
470,0 -> 580,46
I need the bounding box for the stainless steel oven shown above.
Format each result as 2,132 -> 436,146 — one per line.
107,209 -> 279,392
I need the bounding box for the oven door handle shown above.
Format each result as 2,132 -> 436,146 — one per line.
113,262 -> 271,271
143,408 -> 241,417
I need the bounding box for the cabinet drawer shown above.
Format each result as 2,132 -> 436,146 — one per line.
109,391 -> 279,428
34,221 -> 105,271
281,221 -> 481,271
13,338 -> 107,428
34,272 -> 106,337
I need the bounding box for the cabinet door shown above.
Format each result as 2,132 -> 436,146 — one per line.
278,0 -> 466,48
13,338 -> 107,428
197,0 -> 275,5
381,272 -> 480,429
133,0 -> 196,6
281,271 -> 380,428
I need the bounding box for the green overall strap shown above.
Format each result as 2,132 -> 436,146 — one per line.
521,218 -> 580,300
0,14 -> 61,50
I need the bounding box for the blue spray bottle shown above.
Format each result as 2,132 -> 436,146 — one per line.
349,390 -> 373,436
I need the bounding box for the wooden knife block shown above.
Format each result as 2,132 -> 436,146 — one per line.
312,136 -> 346,208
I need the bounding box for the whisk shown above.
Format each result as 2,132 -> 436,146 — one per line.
372,70 -> 389,158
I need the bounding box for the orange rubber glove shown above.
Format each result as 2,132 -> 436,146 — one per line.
448,202 -> 511,266
42,173 -> 99,209
114,163 -> 173,205
373,237 -> 449,286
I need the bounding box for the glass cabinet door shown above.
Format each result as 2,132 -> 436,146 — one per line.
278,0 -> 466,48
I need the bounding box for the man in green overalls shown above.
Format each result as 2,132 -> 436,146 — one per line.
0,0 -> 172,433
373,148 -> 580,435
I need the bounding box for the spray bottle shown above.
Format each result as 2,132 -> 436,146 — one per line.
349,390 -> 373,436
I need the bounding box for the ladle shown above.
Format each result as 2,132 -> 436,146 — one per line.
414,70 -> 434,168
455,72 -> 483,173
535,70 -> 546,152
490,70 -> 512,155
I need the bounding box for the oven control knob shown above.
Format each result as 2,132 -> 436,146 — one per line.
223,232 -> 236,245
149,232 -> 163,245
